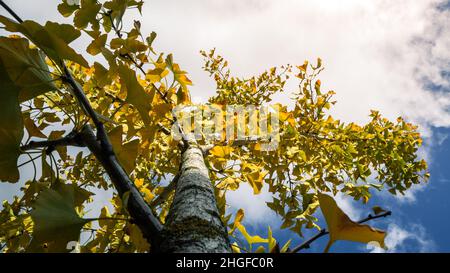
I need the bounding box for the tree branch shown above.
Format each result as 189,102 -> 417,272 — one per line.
20,131 -> 85,152
0,0 -> 23,23
150,173 -> 179,207
289,210 -> 392,253
0,1 -> 163,249
79,125 -> 163,248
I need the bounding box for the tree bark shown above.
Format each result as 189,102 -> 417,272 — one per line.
160,139 -> 231,253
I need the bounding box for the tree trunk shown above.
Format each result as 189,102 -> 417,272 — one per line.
160,141 -> 231,253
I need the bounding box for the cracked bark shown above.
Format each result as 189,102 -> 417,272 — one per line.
160,138 -> 231,253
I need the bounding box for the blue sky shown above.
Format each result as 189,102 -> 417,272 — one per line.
256,125 -> 450,252
233,125 -> 450,253
1,0 -> 450,252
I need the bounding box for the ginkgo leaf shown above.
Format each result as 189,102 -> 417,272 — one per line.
229,208 -> 244,235
128,223 -> 150,252
176,86 -> 191,105
236,223 -> 268,246
0,16 -> 88,67
230,209 -> 268,248
58,0 -> 80,17
93,62 -> 110,87
44,21 -> 81,44
52,181 -> 93,207
28,183 -> 90,252
242,163 -> 268,194
134,178 -> 155,203
0,61 -> 23,182
73,0 -> 101,29
318,193 -> 386,253
108,125 -> 139,174
372,206 -> 388,215
119,64 -> 154,125
0,37 -> 56,102
210,145 -> 233,158
23,112 -> 46,138
231,242 -> 241,253
267,226 -> 278,252
146,66 -> 169,83
216,176 -> 240,191
86,34 -> 107,55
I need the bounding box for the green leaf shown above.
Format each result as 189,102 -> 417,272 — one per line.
118,64 -> 154,125
86,34 -> 107,55
44,21 -> 81,44
58,1 -> 80,17
73,0 -> 101,29
28,183 -> 90,252
0,16 -> 88,67
0,59 -> 23,182
23,112 -> 46,138
146,31 -> 157,53
0,37 -> 56,102
372,206 -> 387,215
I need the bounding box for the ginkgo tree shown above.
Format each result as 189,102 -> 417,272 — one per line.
0,0 -> 428,253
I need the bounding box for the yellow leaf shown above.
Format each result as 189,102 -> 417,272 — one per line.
231,242 -> 241,253
229,208 -> 244,235
0,16 -> 89,67
98,206 -> 111,228
255,246 -> 266,253
128,223 -> 150,252
242,163 -> 268,194
134,178 -> 144,188
318,193 -> 386,252
267,226 -> 277,252
146,66 -> 169,83
140,187 -> 155,203
108,126 -> 139,174
119,64 -> 154,125
237,223 -> 268,245
231,207 -> 268,246
176,86 -> 191,105
217,176 -> 239,191
210,145 -> 233,158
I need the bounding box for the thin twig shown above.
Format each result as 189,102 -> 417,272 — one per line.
20,131 -> 85,151
289,210 -> 392,253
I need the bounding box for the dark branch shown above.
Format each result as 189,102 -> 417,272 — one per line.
20,131 -> 85,152
150,173 -> 179,207
0,2 -> 163,249
0,1 -> 23,23
289,210 -> 392,253
79,125 -> 163,248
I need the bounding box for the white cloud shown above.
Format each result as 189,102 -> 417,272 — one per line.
226,182 -> 278,225
1,0 -> 448,241
334,192 -> 363,220
139,0 -> 450,126
369,223 -> 436,252
138,0 -> 450,203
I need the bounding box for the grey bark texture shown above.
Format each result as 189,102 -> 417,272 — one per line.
160,141 -> 232,253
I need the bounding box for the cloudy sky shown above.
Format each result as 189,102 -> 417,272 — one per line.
1,0 -> 450,252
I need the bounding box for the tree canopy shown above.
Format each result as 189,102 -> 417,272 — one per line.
0,0 -> 428,253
